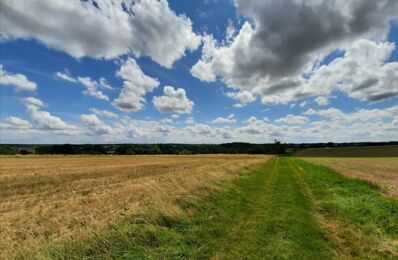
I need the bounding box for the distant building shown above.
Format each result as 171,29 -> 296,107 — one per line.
274,139 -> 281,145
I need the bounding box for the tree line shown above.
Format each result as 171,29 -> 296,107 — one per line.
1,141 -> 397,155
0,143 -> 286,155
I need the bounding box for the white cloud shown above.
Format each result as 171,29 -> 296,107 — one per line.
80,114 -> 114,135
191,0 -> 398,105
0,65 -> 37,91
56,70 -> 112,100
299,101 -> 307,108
77,76 -> 113,90
302,40 -> 398,102
78,76 -> 109,101
314,96 -> 330,106
225,90 -> 256,107
304,106 -> 398,123
1,116 -> 31,129
160,118 -> 174,124
226,19 -> 236,42
25,102 -> 76,130
185,117 -> 195,125
153,86 -> 194,114
153,125 -> 173,134
1,98 -> 80,142
275,115 -> 310,125
55,70 -> 77,83
187,124 -> 213,135
212,114 -> 236,124
17,97 -> 78,131
0,0 -> 200,67
113,58 -> 160,112
2,104 -> 397,143
89,108 -> 118,119
22,97 -> 44,107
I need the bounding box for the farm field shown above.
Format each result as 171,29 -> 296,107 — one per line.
1,155 -> 397,259
303,157 -> 398,198
0,155 -> 269,259
294,145 -> 398,157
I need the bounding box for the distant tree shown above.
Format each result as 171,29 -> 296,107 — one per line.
0,146 -> 15,155
56,144 -> 74,154
179,149 -> 192,155
19,149 -> 32,155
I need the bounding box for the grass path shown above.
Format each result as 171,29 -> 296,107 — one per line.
208,158 -> 333,259
40,157 -> 398,259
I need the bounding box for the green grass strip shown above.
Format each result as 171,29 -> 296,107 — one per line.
290,158 -> 398,259
34,157 -> 398,259
39,158 -> 335,259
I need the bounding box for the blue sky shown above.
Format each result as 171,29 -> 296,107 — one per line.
0,0 -> 397,144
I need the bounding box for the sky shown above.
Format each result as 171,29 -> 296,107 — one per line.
0,0 -> 397,144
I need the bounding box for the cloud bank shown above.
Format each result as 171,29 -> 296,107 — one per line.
192,0 -> 398,104
1,0 -> 200,67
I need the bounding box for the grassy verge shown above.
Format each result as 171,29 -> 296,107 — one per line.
25,157 -> 398,259
290,158 -> 398,259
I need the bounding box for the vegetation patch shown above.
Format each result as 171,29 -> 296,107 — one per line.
34,158 -> 335,259
5,156 -> 398,259
292,158 -> 398,258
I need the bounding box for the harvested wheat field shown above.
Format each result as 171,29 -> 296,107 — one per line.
302,157 -> 398,198
0,155 -> 269,259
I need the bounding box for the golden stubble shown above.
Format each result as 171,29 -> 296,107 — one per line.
302,157 -> 398,198
0,155 -> 270,259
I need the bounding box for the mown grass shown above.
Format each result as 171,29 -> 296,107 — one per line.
23,157 -> 398,259
34,158 -> 332,259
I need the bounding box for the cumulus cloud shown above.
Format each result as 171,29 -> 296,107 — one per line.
22,97 -> 45,107
314,96 -> 330,106
191,0 -> 398,104
304,105 -> 398,123
78,76 -> 109,101
78,76 -> 112,90
299,101 -> 307,108
14,97 -> 78,131
187,124 -> 213,136
275,115 -> 310,125
301,40 -> 398,102
89,108 -> 118,119
55,70 -> 77,83
80,114 -> 114,135
113,58 -> 160,112
1,97 -> 79,142
56,70 -> 112,100
2,104 -> 397,143
24,100 -> 76,130
212,114 -> 236,124
1,116 -> 31,129
153,86 -> 194,114
0,0 -> 200,67
225,90 -> 256,107
0,65 -> 37,91
185,117 -> 195,125
153,125 -> 173,134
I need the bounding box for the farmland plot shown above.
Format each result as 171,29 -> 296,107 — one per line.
37,157 -> 398,259
302,157 -> 398,198
1,156 -> 397,259
0,155 -> 268,259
